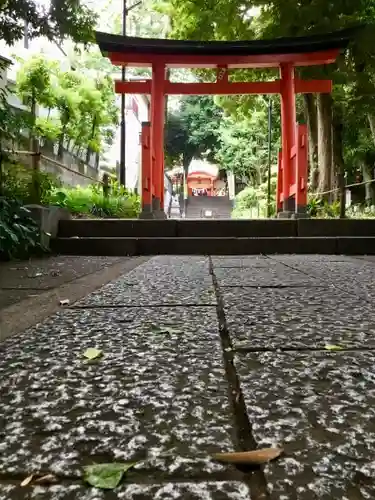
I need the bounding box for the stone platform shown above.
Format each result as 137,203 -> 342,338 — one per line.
1,255 -> 375,498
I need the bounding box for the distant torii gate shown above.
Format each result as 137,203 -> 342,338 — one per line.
96,28 -> 355,218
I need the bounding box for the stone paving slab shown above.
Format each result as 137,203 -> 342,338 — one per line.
76,256 -> 215,306
271,255 -> 375,302
0,306 -> 235,480
222,287 -> 375,348
214,266 -> 319,287
0,257 -> 124,310
211,256 -> 276,268
0,257 -> 123,290
0,481 -> 252,499
236,351 -> 375,499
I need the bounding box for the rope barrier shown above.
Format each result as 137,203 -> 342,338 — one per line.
310,178 -> 375,198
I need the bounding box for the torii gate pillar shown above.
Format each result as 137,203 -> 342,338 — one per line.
280,63 -> 296,214
150,63 -> 167,218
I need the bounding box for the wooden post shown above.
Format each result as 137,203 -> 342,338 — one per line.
150,63 -> 165,213
276,150 -> 283,212
280,63 -> 296,213
140,122 -> 152,215
31,138 -> 41,204
295,124 -> 308,213
102,173 -> 110,198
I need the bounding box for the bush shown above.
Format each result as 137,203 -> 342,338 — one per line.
49,183 -> 140,218
0,196 -> 45,260
232,174 -> 277,219
1,162 -> 60,205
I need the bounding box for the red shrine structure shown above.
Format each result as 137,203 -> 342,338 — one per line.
96,28 -> 356,218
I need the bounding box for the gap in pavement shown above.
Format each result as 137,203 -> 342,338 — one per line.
208,257 -> 270,500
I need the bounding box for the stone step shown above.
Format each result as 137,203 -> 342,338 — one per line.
58,218 -> 375,239
51,236 -> 375,256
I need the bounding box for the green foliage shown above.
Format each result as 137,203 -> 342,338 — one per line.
216,98 -> 279,182
15,55 -> 118,158
232,169 -> 277,219
165,96 -> 223,170
162,0 -> 375,207
0,0 -> 97,46
49,183 -> 140,218
1,162 -> 60,205
0,197 -> 44,260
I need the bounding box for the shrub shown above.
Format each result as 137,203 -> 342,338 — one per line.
0,196 -> 45,260
1,162 -> 60,205
232,174 -> 277,219
49,184 -> 140,218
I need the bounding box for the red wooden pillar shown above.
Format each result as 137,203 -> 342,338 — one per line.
280,63 -> 296,212
276,150 -> 283,211
295,124 -> 308,212
140,122 -> 152,214
150,63 -> 165,212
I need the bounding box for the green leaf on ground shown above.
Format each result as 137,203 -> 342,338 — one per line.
83,462 -> 137,489
324,344 -> 344,351
83,348 -> 103,360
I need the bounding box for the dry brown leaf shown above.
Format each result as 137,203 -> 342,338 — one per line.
211,447 -> 283,465
20,474 -> 34,487
34,474 -> 57,484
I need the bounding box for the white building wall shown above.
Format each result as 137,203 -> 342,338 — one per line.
109,93 -> 149,192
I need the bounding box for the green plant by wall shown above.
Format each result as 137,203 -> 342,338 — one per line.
1,162 -> 60,205
49,184 -> 140,218
0,197 -> 45,260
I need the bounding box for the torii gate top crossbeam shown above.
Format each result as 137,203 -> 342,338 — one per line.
96,27 -> 357,68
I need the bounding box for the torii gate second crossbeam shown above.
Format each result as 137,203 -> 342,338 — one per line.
96,28 -> 356,218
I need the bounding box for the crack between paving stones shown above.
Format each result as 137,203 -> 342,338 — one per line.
236,346 -> 375,353
266,255 -> 374,305
69,303 -> 217,309
208,256 -> 270,500
220,284 -> 326,289
0,471 -> 246,486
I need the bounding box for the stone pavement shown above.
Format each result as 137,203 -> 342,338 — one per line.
1,255 -> 375,499
0,256 -> 125,310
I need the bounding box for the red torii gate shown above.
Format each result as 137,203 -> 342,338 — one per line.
96,28 -> 355,218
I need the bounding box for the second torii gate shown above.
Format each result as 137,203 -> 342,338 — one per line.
96,28 -> 356,218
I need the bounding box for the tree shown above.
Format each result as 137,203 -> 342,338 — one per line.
165,95 -> 223,174
15,55 -> 118,161
1,0 -> 97,46
216,98 -> 280,185
162,0 -> 375,206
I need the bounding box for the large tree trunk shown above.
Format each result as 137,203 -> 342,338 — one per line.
317,93 -> 333,200
361,161 -> 375,206
332,106 -> 345,213
303,94 -> 319,190
368,114 -> 375,145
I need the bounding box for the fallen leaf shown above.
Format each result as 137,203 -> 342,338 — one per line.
83,462 -> 137,489
324,344 -> 343,351
83,348 -> 103,360
35,474 -> 57,484
211,447 -> 283,465
20,474 -> 34,487
59,299 -> 70,306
